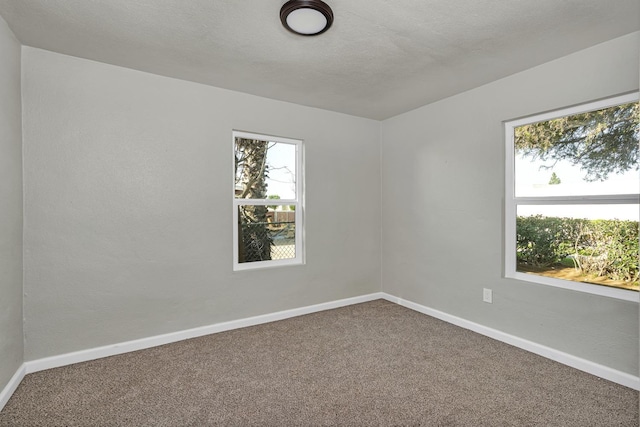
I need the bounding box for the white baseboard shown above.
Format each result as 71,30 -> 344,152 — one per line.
0,363 -> 26,412
381,292 -> 640,391
7,289 -> 637,412
25,292 -> 385,374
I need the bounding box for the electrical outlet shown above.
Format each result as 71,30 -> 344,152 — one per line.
483,288 -> 493,303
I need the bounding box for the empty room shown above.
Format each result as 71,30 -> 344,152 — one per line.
0,1 -> 639,425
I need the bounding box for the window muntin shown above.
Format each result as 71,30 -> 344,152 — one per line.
233,131 -> 303,270
505,93 -> 639,301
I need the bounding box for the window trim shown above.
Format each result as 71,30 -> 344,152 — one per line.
232,130 -> 304,271
504,92 -> 639,302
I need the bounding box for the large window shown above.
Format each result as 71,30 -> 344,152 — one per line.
233,131 -> 303,270
505,93 -> 639,301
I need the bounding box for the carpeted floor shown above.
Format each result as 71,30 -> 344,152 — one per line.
0,299 -> 637,426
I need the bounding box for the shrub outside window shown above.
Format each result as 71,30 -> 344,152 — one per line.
233,131 -> 303,271
505,93 -> 639,301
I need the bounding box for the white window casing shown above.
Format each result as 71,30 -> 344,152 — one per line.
233,130 -> 304,271
504,92 -> 639,302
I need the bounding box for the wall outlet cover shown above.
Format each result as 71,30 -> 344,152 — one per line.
483,288 -> 493,303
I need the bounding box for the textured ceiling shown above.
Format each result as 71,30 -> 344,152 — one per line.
0,0 -> 638,120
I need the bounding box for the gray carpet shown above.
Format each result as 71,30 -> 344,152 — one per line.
1,299 -> 637,426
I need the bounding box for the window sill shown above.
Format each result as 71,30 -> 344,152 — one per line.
233,258 -> 304,272
507,271 -> 639,302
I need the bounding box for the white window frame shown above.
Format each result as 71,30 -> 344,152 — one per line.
505,92 -> 639,302
233,130 -> 304,271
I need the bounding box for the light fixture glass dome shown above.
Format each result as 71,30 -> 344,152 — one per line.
286,8 -> 328,35
280,0 -> 334,36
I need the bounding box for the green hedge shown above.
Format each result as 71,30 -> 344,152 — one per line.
516,215 -> 638,282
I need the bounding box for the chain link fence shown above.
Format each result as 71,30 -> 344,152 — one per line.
239,221 -> 295,262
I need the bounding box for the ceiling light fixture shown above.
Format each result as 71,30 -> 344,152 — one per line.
280,0 -> 334,36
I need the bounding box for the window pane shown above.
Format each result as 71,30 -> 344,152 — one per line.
235,137 -> 296,200
517,204 -> 638,221
514,102 -> 639,197
515,205 -> 639,291
237,205 -> 296,263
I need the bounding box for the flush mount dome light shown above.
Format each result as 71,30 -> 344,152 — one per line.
280,0 -> 334,36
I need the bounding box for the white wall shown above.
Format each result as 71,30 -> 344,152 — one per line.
13,29 -> 640,379
381,32 -> 640,375
0,15 -> 23,392
21,47 -> 381,360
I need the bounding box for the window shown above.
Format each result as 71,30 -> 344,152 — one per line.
505,93 -> 639,301
233,131 -> 303,270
